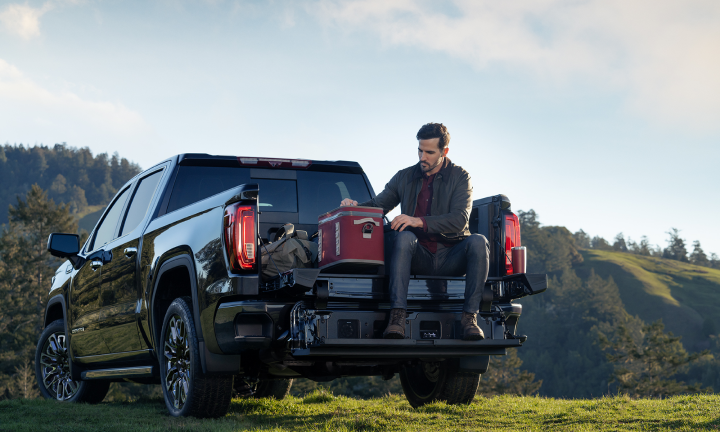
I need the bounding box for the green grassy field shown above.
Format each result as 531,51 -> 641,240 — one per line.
576,250 -> 720,350
1,392 -> 719,431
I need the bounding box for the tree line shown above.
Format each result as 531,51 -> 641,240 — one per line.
0,143 -> 140,223
573,227 -> 719,269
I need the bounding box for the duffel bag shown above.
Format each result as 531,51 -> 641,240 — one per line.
261,223 -> 318,279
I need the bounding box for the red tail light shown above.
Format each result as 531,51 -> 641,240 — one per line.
224,204 -> 256,271
504,212 -> 521,275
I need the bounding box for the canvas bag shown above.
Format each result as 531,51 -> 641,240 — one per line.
261,223 -> 318,279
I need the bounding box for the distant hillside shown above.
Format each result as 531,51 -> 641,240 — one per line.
0,144 -> 141,229
575,249 -> 720,351
515,210 -> 720,398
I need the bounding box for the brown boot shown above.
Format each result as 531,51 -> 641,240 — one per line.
461,312 -> 484,341
383,308 -> 406,339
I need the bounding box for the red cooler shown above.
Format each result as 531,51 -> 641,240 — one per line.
318,206 -> 384,273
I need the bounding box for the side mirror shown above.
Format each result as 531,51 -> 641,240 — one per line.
47,233 -> 80,258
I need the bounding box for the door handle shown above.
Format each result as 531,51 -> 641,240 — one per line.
90,260 -> 103,271
124,247 -> 137,258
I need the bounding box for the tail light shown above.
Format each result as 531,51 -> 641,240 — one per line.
504,212 -> 521,275
224,204 -> 256,271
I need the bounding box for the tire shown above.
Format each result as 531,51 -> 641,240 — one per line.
399,360 -> 480,408
35,319 -> 110,404
233,377 -> 293,400
159,297 -> 233,418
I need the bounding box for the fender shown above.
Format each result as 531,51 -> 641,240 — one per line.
43,294 -> 83,381
44,294 -> 67,329
150,254 -> 203,350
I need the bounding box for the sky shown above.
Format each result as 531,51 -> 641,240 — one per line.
1,0 -> 719,256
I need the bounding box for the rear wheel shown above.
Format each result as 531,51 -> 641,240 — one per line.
160,297 -> 233,418
233,377 -> 293,399
35,319 -> 110,404
399,360 -> 480,408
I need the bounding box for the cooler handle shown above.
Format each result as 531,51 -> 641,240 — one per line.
353,218 -> 380,226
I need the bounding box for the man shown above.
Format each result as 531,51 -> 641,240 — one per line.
340,122 -> 489,340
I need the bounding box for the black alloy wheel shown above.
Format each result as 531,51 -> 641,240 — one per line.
35,319 -> 109,403
399,359 -> 480,408
40,330 -> 77,400
164,314 -> 191,410
159,297 -> 233,418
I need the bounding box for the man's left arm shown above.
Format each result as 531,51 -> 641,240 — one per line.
422,171 -> 472,234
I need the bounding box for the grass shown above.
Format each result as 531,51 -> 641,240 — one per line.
576,250 -> 720,349
1,392 -> 719,431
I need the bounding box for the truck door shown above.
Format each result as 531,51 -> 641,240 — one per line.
70,186 -> 131,357
98,168 -> 164,354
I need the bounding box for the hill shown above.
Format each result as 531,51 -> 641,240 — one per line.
1,392 -> 718,431
576,249 -> 720,351
0,144 -> 140,228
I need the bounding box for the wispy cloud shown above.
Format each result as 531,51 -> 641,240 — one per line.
0,0 -> 85,39
0,2 -> 53,39
313,0 -> 720,132
0,58 -> 155,149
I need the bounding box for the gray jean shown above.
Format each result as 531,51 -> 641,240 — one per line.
385,230 -> 490,313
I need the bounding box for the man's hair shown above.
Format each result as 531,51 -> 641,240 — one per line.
416,123 -> 450,151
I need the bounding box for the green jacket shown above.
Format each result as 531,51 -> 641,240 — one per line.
359,159 -> 472,242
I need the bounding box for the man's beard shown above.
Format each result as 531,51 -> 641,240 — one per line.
421,157 -> 443,173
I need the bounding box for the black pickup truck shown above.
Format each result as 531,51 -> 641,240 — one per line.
37,154 -> 547,417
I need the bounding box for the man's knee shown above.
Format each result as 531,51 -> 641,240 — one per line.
395,230 -> 418,251
466,234 -> 489,255
394,231 -> 417,253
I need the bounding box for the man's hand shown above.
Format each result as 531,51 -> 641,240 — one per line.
391,214 -> 424,232
341,198 -> 358,207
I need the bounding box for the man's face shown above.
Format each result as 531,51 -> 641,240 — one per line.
418,138 -> 447,173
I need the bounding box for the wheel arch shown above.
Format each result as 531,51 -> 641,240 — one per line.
150,255 -> 202,355
44,295 -> 66,329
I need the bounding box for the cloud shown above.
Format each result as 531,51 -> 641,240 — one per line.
313,0 -> 720,132
0,3 -> 53,39
0,58 -> 156,153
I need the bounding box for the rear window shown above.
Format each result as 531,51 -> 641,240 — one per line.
297,171 -> 372,223
167,166 -> 372,222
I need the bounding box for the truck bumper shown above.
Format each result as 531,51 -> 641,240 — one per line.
289,302 -> 522,359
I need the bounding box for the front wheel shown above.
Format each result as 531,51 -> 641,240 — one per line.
35,319 -> 109,403
399,360 -> 480,408
160,297 -> 233,418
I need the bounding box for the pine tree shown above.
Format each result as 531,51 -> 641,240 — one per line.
477,350 -> 542,396
613,233 -> 628,252
663,228 -> 689,262
711,253 -> 720,269
689,241 -> 710,267
0,185 -> 76,399
637,236 -> 652,256
599,320 -> 709,398
573,230 -> 590,249
591,236 -> 612,250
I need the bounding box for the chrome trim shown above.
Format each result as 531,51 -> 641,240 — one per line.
74,349 -> 153,364
82,366 -> 154,380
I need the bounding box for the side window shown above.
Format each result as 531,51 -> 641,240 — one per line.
120,170 -> 163,236
91,188 -> 130,251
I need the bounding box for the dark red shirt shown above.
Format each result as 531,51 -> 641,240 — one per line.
413,173 -> 437,252
412,168 -> 454,253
